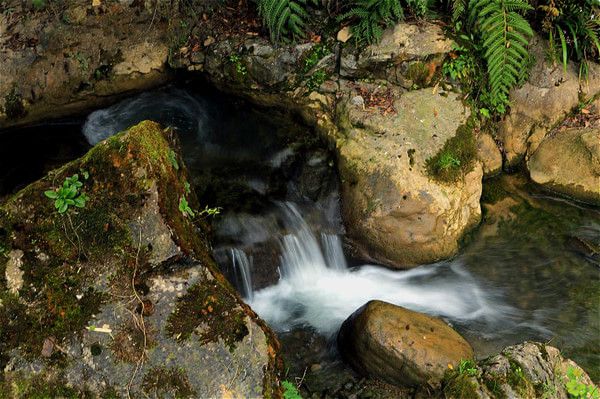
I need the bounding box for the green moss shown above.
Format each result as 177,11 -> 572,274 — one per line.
483,376 -> 507,398
1,372 -> 93,399
443,373 -> 480,398
142,366 -> 196,398
481,176 -> 509,204
166,271 -> 249,352
426,116 -> 477,183
4,88 -> 25,120
506,357 -> 535,397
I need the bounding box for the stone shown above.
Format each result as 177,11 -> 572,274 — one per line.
0,121 -> 282,397
340,22 -> 453,83
337,300 -> 473,387
497,36 -> 600,167
444,342 -> 598,399
476,133 -> 502,177
335,85 -> 482,266
337,26 -> 352,43
528,127 -> 600,204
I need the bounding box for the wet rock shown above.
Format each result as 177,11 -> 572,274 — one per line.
340,22 -> 453,87
477,133 -> 502,177
497,36 -> 600,167
337,300 -> 474,388
443,342 -> 598,398
528,127 -> 600,204
0,121 -> 282,397
335,84 -> 482,266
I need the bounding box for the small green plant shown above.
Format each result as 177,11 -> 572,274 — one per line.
44,173 -> 89,214
307,69 -> 327,91
282,380 -> 302,399
304,45 -> 331,72
168,150 -> 179,170
198,205 -> 222,218
183,182 -> 191,195
457,359 -> 478,376
564,365 -> 600,399
179,196 -> 195,218
229,55 -> 247,76
438,152 -> 461,169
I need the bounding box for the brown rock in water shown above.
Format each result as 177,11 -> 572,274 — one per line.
528,127 -> 600,204
337,300 -> 473,387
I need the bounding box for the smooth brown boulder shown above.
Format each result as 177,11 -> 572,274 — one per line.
528,127 -> 600,204
337,300 -> 474,387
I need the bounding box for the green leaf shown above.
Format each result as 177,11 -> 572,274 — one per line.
44,190 -> 58,199
59,203 -> 68,213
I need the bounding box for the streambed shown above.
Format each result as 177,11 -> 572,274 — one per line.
1,84 -> 598,389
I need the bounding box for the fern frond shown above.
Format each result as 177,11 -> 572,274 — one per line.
258,0 -> 312,42
473,0 -> 533,103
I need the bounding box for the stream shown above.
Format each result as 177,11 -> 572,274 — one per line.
2,84 -> 598,387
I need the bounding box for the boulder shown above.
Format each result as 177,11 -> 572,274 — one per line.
528,127 -> 600,204
340,22 -> 453,88
477,133 -> 502,177
444,342 -> 598,399
0,121 -> 282,397
497,36 -> 600,167
337,300 -> 474,387
335,83 -> 482,267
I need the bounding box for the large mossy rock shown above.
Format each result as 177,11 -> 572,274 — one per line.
335,83 -> 482,267
337,300 -> 474,388
443,342 -> 598,399
0,121 -> 282,397
497,36 -> 600,167
528,127 -> 600,204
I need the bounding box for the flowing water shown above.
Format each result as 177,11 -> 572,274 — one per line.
5,85 -> 598,383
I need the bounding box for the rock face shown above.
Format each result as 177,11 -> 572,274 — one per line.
0,121 -> 282,397
497,36 -> 600,167
444,342 -> 598,399
528,127 -> 600,204
477,133 -> 502,177
337,300 -> 474,387
340,22 -> 453,88
335,84 -> 482,267
0,2 -> 171,128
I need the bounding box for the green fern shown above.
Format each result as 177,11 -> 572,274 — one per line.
469,0 -> 533,104
258,0 -> 318,42
338,0 -> 405,44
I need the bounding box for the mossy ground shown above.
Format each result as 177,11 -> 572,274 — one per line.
142,366 -> 196,398
426,116 -> 477,183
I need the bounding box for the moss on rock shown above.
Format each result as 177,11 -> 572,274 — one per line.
426,115 -> 477,183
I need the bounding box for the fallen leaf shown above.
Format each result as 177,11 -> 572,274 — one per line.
434,107 -> 438,117
432,82 -> 439,95
581,108 -> 590,114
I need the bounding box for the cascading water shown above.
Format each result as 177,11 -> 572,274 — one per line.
236,202 -> 520,338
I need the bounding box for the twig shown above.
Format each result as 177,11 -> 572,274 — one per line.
127,228 -> 147,399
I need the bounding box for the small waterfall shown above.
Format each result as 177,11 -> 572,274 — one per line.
248,202 -> 522,337
230,248 -> 254,301
321,233 -> 348,272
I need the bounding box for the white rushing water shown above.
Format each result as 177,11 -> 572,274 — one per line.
229,203 -> 520,337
